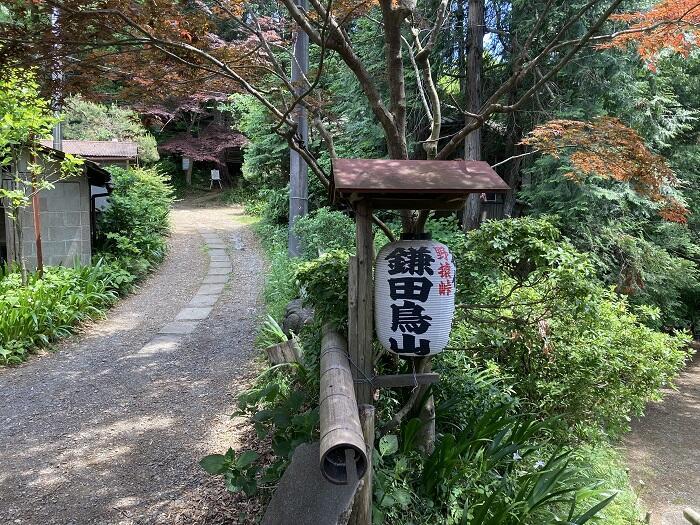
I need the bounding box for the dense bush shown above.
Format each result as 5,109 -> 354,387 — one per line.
96,166 -> 174,278
295,250 -> 350,327
523,158 -> 700,331
293,208 -> 356,259
0,262 -> 122,364
451,217 -> 691,435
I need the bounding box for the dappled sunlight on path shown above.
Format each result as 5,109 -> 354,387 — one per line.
0,201 -> 265,524
626,350 -> 700,525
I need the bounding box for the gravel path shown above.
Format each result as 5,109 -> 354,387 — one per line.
0,201 -> 265,524
625,350 -> 700,525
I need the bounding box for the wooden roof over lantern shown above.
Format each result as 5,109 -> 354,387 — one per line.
331,159 -> 509,210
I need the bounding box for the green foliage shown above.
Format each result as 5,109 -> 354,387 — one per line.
0,69 -> 56,154
522,159 -> 700,330
451,217 -> 691,435
96,166 -> 174,278
228,94 -> 288,189
200,448 -> 260,495
257,314 -> 289,348
254,221 -> 297,321
373,371 -> 619,525
0,69 -> 84,277
63,95 -> 160,164
0,262 -> 120,364
293,207 -> 356,259
522,46 -> 700,332
294,250 -> 349,327
259,186 -> 290,226
571,444 -> 645,525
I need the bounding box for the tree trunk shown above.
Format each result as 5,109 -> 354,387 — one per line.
462,0 -> 485,232
13,210 -> 27,285
412,356 -> 435,455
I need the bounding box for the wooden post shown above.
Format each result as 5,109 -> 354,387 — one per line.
349,404 -> 375,525
30,147 -> 43,277
351,200 -> 374,405
348,254 -> 359,384
31,191 -> 43,277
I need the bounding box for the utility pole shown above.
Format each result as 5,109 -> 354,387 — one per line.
51,7 -> 63,151
288,0 -> 309,257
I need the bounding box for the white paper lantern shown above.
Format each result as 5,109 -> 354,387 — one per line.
374,236 -> 456,357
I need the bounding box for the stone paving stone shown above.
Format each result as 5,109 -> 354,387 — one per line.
159,321 -> 199,335
137,335 -> 181,356
210,261 -> 233,268
188,294 -> 219,307
206,241 -> 226,247
202,274 -> 229,284
210,255 -> 230,262
208,249 -> 227,257
208,266 -> 232,275
198,283 -> 225,295
176,307 -> 213,321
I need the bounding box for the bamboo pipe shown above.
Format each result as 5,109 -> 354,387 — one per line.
319,325 -> 368,485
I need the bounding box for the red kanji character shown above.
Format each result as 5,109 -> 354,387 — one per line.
438,281 -> 452,296
437,262 -> 451,279
434,246 -> 449,260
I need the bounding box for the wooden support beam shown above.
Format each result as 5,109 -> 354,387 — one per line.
351,200 -> 374,405
319,325 -> 368,485
349,404 -> 375,525
372,373 -> 440,389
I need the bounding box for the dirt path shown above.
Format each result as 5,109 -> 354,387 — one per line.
0,201 -> 265,524
625,351 -> 700,525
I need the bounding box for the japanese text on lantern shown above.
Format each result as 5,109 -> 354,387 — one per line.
383,245 -> 452,356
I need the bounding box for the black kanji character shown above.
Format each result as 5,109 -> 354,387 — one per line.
391,300 -> 433,334
385,247 -> 435,276
389,334 -> 431,356
388,277 -> 433,302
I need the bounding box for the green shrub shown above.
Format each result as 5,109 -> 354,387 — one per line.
293,208 -> 355,259
253,221 -> 297,320
259,186 -> 290,226
0,262 -> 120,364
97,166 -> 174,278
294,250 -> 349,327
0,165 -> 173,366
374,367 -> 618,525
451,217 -> 691,435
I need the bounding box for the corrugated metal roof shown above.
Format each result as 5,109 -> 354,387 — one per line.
331,159 -> 509,210
36,145 -> 112,187
39,140 -> 138,158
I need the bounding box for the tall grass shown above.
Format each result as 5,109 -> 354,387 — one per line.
0,262 -> 119,364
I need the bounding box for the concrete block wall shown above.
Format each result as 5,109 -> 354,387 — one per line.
4,178 -> 92,270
